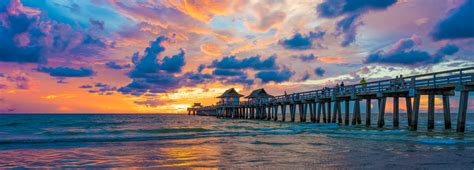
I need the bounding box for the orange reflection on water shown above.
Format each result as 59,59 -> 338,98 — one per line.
159,138 -> 221,168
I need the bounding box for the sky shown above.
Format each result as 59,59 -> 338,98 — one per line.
0,0 -> 473,113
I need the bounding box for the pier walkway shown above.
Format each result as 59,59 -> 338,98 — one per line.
188,67 -> 474,132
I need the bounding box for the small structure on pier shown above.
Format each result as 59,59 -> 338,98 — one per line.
187,103 -> 203,115
217,88 -> 244,105
245,88 -> 274,104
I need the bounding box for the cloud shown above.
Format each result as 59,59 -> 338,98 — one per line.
37,66 -> 94,77
365,36 -> 459,65
79,85 -> 93,88
118,36 -> 189,96
300,71 -> 311,81
279,31 -> 325,50
431,0 -> 474,40
209,55 -> 278,70
5,74 -> 30,89
212,69 -> 245,76
160,49 -> 186,73
256,67 -> 294,83
292,54 -> 317,62
314,67 -> 326,77
105,61 -> 131,70
134,99 -> 165,108
0,0 -> 109,64
317,0 -> 397,46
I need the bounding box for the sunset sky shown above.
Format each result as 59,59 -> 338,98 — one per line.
1,0 -> 473,113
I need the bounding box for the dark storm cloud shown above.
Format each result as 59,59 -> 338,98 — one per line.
256,67 -> 294,83
37,66 -> 95,77
279,31 -> 326,50
431,0 -> 474,41
105,61 -> 131,70
209,55 -> 277,70
291,54 -> 317,62
314,67 -> 326,77
212,69 -> 245,76
317,0 -> 397,46
160,49 -> 186,73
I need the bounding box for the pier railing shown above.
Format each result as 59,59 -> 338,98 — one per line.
266,67 -> 474,103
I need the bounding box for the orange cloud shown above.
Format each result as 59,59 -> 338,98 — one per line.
319,56 -> 345,64
200,43 -> 223,56
165,0 -> 241,22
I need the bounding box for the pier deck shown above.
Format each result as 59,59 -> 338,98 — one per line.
189,67 -> 474,132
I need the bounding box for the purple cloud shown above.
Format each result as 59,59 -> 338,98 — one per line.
431,0 -> 474,41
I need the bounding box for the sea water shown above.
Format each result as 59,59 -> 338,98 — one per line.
0,114 -> 474,168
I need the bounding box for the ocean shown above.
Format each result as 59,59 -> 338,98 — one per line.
0,113 -> 474,169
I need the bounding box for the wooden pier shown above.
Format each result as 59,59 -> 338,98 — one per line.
188,67 -> 474,132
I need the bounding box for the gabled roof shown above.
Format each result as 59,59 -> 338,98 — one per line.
217,88 -> 244,98
245,88 -> 274,98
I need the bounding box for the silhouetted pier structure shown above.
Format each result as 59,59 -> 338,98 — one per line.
188,67 -> 474,132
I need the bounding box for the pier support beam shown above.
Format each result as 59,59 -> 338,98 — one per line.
299,103 -> 307,122
406,97 -> 413,127
377,97 -> 386,128
411,94 -> 421,131
345,100 -> 350,125
442,95 -> 452,129
336,101 -> 342,123
366,99 -> 371,127
273,105 -> 279,121
310,102 -> 316,123
281,104 -> 287,122
290,104 -> 296,122
322,101 -> 327,123
428,94 -> 435,130
393,97 -> 399,128
316,102 -> 322,123
327,101 -> 332,123
456,91 -> 469,132
352,100 -> 361,125
332,101 -> 338,123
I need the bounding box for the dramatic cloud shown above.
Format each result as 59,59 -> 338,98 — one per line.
256,67 -> 294,83
292,54 -> 317,62
317,0 -> 397,46
365,36 -> 459,65
105,61 -> 131,70
431,0 -> 474,40
0,0 -> 109,64
37,66 -> 95,77
209,55 -> 277,70
119,36 -> 189,96
279,31 -> 326,50
314,67 -> 326,77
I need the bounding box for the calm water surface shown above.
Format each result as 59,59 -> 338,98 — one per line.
0,114 -> 474,169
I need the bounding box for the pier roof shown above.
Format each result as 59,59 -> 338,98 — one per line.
245,88 -> 274,98
217,88 -> 244,98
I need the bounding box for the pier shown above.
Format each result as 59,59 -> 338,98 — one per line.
188,67 -> 474,132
